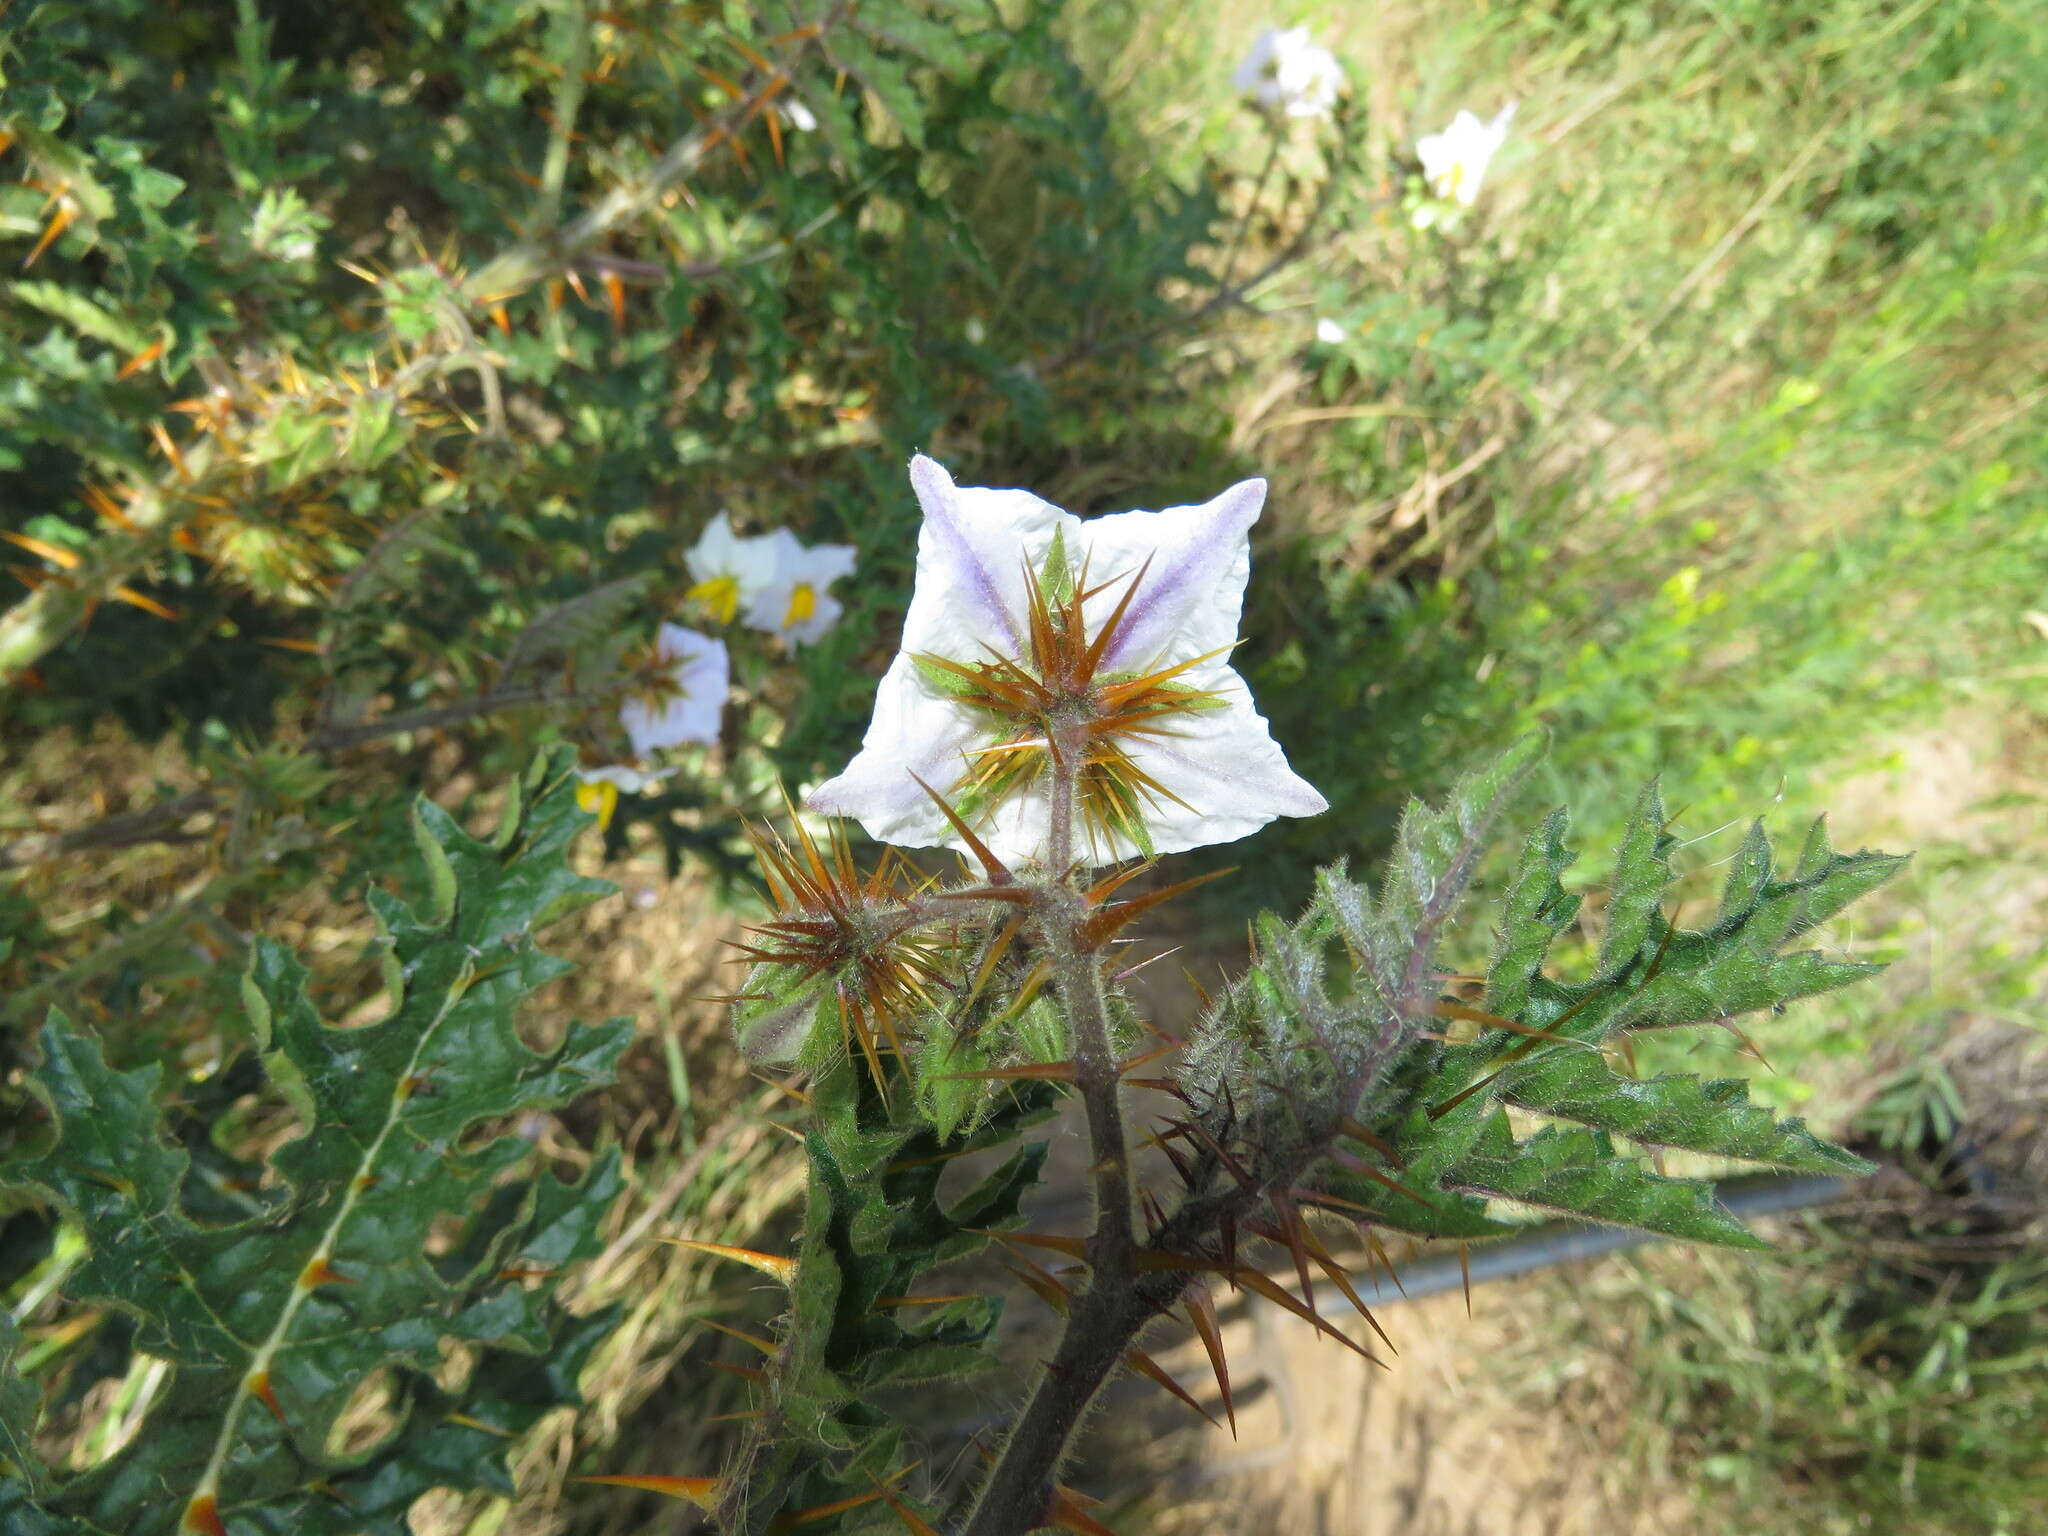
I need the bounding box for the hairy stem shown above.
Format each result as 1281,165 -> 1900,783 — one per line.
962,724 -> 1141,1534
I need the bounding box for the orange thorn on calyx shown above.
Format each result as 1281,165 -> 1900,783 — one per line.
182,1494 -> 228,1536
658,1238 -> 797,1285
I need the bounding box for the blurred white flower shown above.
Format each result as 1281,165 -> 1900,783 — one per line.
1235,27 -> 1344,120
745,530 -> 857,648
780,98 -> 818,133
685,511 -> 779,625
808,456 -> 1327,867
577,764 -> 662,793
619,623 -> 728,756
1416,102 -> 1516,211
1314,317 -> 1348,344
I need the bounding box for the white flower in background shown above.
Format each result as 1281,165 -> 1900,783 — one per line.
745,529 -> 857,648
684,511 -> 779,625
1314,316 -> 1349,344
1235,27 -> 1344,120
1415,102 -> 1516,219
619,623 -> 728,756
574,764 -> 662,830
780,98 -> 818,133
808,456 -> 1327,868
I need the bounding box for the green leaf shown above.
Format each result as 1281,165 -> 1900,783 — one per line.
1447,1116 -> 1769,1250
1623,940 -> 1885,1031
1714,820 -> 1774,927
1596,780 -> 1674,980
1328,732 -> 1545,1018
9,283 -> 148,355
1500,1054 -> 1873,1175
1,1313 -> 42,1493
0,750 -> 630,1535
1484,806 -> 1580,1021
713,1075 -> 1057,1531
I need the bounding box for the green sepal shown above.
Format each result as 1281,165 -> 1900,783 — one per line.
1038,523 -> 1074,605
735,961 -> 835,1067
910,651 -> 989,702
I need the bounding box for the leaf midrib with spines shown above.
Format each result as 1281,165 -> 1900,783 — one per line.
180,968 -> 475,1529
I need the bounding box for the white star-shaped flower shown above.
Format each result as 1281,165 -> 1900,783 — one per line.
807,456 -> 1327,868
745,529 -> 857,648
619,623 -> 728,756
685,511 -> 780,625
1416,102 -> 1516,210
1235,27 -> 1345,120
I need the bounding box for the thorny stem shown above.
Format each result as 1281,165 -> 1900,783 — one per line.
963,722 -> 1141,1535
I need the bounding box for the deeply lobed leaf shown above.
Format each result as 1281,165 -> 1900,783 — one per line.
0,750 -> 631,1535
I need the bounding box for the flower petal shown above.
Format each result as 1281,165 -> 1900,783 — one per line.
805,655 -> 984,844
621,628 -> 728,753
1078,477 -> 1265,673
903,455 -> 1071,659
792,540 -> 858,587
787,591 -> 843,648
687,512 -> 780,592
578,764 -> 663,793
1118,670 -> 1327,855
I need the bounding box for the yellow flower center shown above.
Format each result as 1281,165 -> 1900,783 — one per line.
688,575 -> 741,625
783,582 -> 817,630
575,779 -> 620,831
912,550 -> 1228,858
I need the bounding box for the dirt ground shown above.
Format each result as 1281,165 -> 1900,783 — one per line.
1107,1255 -> 1704,1536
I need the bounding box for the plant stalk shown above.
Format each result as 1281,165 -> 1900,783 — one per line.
962,723 -> 1144,1533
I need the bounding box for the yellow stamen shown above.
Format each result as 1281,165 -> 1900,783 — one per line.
575,779 -> 620,830
783,582 -> 817,630
687,574 -> 741,624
